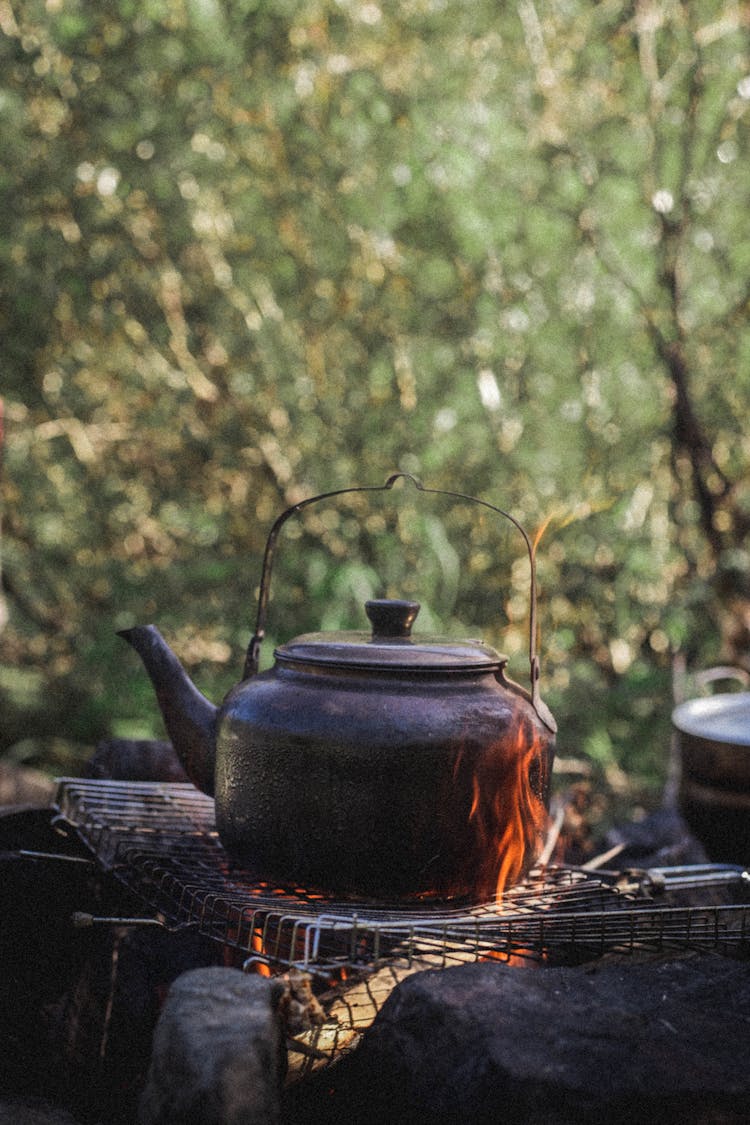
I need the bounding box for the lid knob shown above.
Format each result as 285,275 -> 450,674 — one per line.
365,599 -> 420,639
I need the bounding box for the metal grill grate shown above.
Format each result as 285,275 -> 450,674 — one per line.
53,778 -> 750,1076
54,778 -> 750,977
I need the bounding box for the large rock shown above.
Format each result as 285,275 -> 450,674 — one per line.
288,955 -> 750,1124
83,738 -> 189,784
139,967 -> 287,1125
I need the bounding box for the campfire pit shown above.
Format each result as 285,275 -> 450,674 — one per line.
2,776 -> 750,1124
51,780 -> 750,1075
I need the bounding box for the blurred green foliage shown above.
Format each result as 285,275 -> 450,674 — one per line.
1,0 -> 749,802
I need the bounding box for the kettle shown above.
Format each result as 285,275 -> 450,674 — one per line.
120,474 -> 556,900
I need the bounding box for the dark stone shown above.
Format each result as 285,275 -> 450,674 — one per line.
0,811 -> 103,1105
0,1096 -> 83,1124
0,804 -> 83,853
139,967 -> 287,1125
83,738 -> 189,784
680,793 -> 750,867
604,806 -> 709,869
288,956 -> 750,1124
59,926 -> 222,1125
0,806 -> 222,1123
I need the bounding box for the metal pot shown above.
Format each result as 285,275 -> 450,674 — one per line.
672,667 -> 750,862
120,474 -> 557,900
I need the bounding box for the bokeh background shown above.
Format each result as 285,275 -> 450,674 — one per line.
2,0 -> 749,816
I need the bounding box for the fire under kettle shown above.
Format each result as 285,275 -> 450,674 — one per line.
119,474 -> 557,901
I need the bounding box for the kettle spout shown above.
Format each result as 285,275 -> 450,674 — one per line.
118,625 -> 217,796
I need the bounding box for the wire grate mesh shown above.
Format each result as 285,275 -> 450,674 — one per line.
54,778 -> 750,976
53,778 -> 750,1075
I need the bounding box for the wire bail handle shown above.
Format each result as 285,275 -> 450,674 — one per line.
244,473 -> 556,732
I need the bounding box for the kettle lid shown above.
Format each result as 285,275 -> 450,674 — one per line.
275,599 -> 507,673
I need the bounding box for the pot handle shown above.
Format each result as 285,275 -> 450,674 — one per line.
244,472 -> 556,732
693,666 -> 750,695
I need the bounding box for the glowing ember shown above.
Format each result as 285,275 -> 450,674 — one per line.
250,928 -> 272,977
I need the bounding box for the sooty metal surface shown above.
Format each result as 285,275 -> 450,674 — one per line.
53,779 -> 750,978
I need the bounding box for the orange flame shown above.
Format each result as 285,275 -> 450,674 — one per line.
466,716 -> 550,902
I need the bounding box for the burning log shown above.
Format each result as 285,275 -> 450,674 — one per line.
287,963 -> 423,1078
